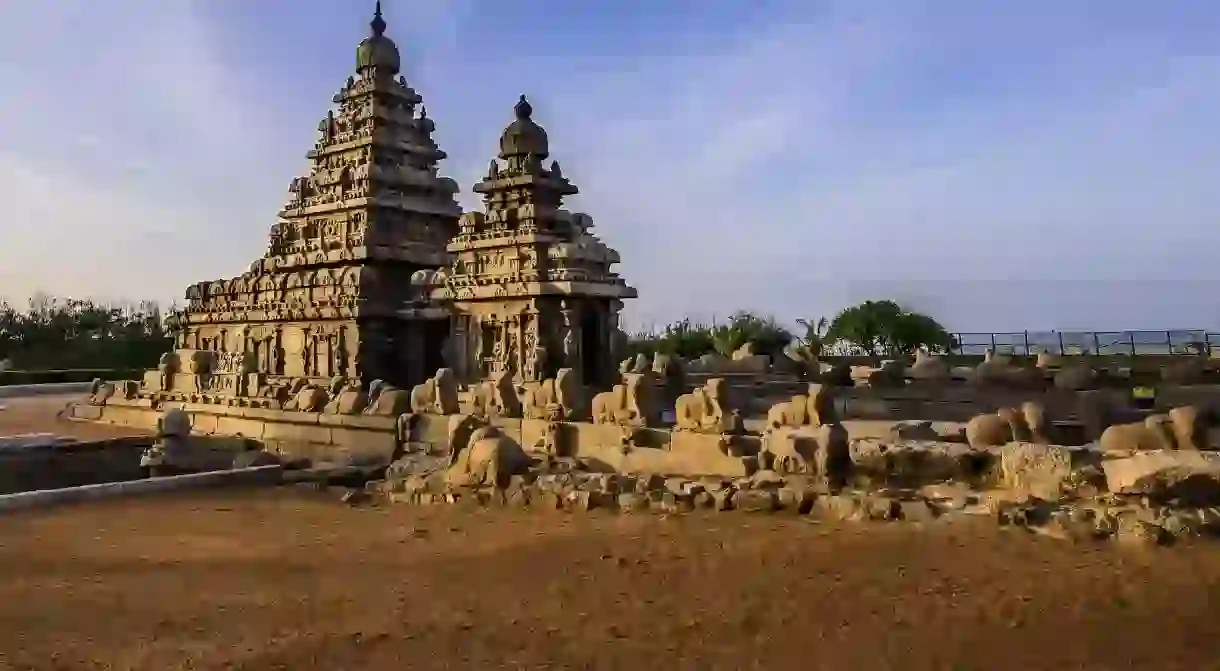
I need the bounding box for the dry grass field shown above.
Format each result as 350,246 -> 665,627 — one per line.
1,489 -> 1219,670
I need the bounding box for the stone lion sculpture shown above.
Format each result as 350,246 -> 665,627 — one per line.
675,377 -> 732,432
1099,405 -> 1208,452
471,371 -> 521,419
1099,414 -> 1176,452
974,349 -> 1041,389
765,393 -> 810,430
764,383 -> 836,431
592,372 -> 659,427
1052,363 -> 1098,391
763,423 -> 850,476
363,380 -> 412,416
908,348 -> 950,385
444,414 -> 532,489
324,378 -> 369,415
409,368 -> 460,415
285,384 -> 329,413
157,351 -> 178,390
524,368 -> 585,421
523,378 -> 559,420
965,402 -> 1049,448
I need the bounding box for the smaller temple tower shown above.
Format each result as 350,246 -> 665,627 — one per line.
430,96 -> 636,387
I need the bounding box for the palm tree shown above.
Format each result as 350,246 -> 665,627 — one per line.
795,316 -> 830,358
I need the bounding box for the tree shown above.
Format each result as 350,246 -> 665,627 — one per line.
795,316 -> 830,358
0,294 -> 173,370
826,300 -> 954,357
885,310 -> 956,355
710,311 -> 792,358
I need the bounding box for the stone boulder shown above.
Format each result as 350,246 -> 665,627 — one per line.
445,425 -> 533,489
1102,451 -> 1220,506
849,439 -> 992,488
997,442 -> 1102,500
907,349 -> 950,385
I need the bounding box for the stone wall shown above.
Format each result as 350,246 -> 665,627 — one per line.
0,437 -> 152,495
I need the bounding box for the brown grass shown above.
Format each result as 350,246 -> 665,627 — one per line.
0,489 -> 1219,670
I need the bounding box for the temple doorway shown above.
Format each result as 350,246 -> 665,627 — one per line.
422,319 -> 450,381
581,308 -> 602,385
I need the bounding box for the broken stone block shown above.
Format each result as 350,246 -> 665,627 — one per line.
850,439 -> 990,488
566,490 -> 597,511
814,494 -> 863,521
1102,451 -> 1220,506
506,484 -> 534,508
712,489 -> 735,511
999,442 -> 1102,501
777,486 -> 815,514
734,489 -> 778,513
750,469 -> 786,489
897,499 -> 937,523
1115,512 -> 1169,546
618,492 -> 648,512
864,495 -> 900,521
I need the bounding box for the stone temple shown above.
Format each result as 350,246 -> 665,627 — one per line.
172,3 -> 636,392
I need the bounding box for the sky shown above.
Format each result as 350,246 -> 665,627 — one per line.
1,0 -> 1218,333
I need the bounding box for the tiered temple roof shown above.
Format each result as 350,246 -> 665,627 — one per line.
428,96 -> 635,385
178,2 -> 461,329
436,95 -> 636,304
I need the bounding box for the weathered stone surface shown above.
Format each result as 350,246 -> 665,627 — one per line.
897,499 -> 938,523
777,486 -> 815,513
814,493 -> 864,521
998,442 -> 1102,501
617,492 -> 648,512
849,439 -> 991,488
232,450 -> 282,469
1102,451 -> 1220,506
734,489 -> 778,513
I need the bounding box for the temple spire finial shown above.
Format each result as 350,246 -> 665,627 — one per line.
515,95 -> 533,120
370,1 -> 387,37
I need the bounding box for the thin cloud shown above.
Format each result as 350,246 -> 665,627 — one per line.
1,0 -> 1217,332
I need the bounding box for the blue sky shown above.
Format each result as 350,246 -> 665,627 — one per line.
1,1 -> 1218,332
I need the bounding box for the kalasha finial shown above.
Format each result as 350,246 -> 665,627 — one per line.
514,95 -> 533,120
370,1 -> 387,36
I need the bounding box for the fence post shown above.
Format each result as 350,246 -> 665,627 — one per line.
1022,331 -> 1030,357
990,332 -> 997,354
1091,332 -> 1100,357
1058,331 -> 1065,355
1128,331 -> 1136,357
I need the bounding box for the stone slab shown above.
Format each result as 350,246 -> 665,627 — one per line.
0,465 -> 284,513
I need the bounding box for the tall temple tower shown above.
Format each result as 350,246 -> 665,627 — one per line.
430,96 -> 637,388
174,3 -> 461,389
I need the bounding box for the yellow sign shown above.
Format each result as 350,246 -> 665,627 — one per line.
1132,387 -> 1155,399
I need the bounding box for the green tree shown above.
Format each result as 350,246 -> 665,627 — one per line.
0,293 -> 173,370
795,316 -> 830,358
710,311 -> 792,358
826,300 -> 954,356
